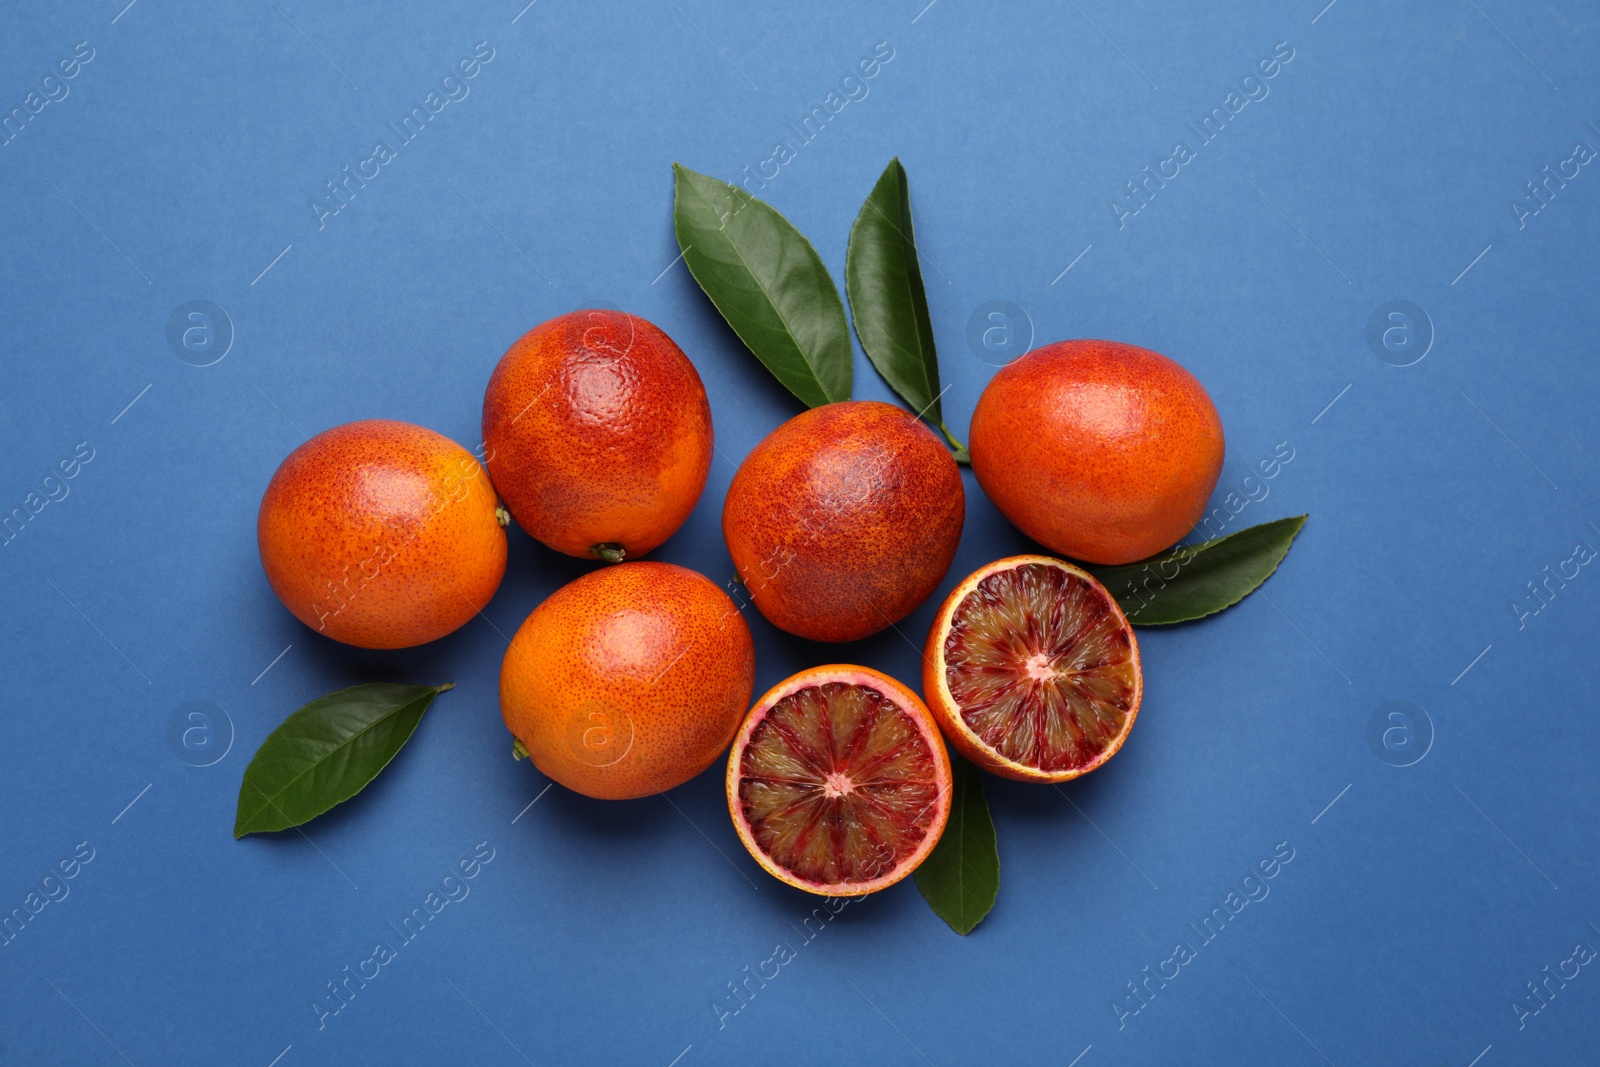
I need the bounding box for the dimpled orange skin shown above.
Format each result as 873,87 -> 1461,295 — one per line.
500,562 -> 756,800
969,340 -> 1225,565
257,419 -> 507,649
722,401 -> 965,643
482,310 -> 713,560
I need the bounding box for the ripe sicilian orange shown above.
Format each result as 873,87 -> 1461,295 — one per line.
482,309 -> 713,562
727,665 -> 952,896
257,419 -> 506,649
969,339 -> 1224,565
722,401 -> 964,643
500,561 -> 755,800
923,555 -> 1141,782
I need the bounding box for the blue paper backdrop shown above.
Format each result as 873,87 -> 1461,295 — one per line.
2,0 -> 1597,1063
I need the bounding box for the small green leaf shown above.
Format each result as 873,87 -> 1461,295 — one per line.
1086,515 -> 1308,626
846,158 -> 965,459
915,755 -> 1000,934
672,163 -> 852,408
233,682 -> 452,838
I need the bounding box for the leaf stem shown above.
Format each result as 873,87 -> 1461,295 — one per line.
938,422 -> 970,465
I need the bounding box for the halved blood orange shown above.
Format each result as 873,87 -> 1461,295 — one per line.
924,555 -> 1142,782
727,665 -> 953,897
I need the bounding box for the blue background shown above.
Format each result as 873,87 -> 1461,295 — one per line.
2,0 -> 1596,1063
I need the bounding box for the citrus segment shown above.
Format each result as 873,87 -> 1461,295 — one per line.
925,556 -> 1142,782
728,666 -> 952,896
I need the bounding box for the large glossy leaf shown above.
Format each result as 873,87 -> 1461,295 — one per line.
672,163 -> 851,408
846,158 -> 966,461
914,755 -> 1000,934
1086,515 -> 1308,626
234,682 -> 451,838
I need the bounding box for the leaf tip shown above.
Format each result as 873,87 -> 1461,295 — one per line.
436,682 -> 455,693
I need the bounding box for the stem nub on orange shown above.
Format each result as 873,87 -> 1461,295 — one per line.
722,401 -> 964,643
727,665 -> 953,896
500,562 -> 755,800
969,339 -> 1224,565
256,419 -> 507,650
924,556 -> 1142,783
482,309 -> 713,562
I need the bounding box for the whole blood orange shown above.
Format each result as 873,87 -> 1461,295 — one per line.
924,555 -> 1141,782
969,339 -> 1224,565
482,309 -> 713,562
722,401 -> 964,643
257,419 -> 507,649
500,561 -> 755,800
727,665 -> 952,896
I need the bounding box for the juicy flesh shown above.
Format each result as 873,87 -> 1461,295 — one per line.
944,563 -> 1137,773
737,682 -> 940,888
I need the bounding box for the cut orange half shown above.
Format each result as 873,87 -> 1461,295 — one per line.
924,555 -> 1142,782
727,665 -> 953,897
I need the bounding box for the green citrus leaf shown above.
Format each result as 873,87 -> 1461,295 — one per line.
914,755 -> 999,935
233,682 -> 452,838
1086,515 -> 1308,626
846,158 -> 966,460
672,163 -> 851,408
